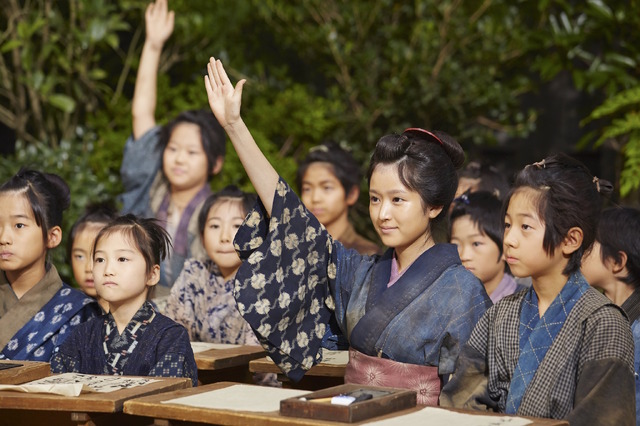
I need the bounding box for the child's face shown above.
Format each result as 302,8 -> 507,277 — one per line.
300,163 -> 353,228
0,192 -> 48,277
71,223 -> 104,298
503,188 -> 565,279
162,122 -> 210,192
203,199 -> 244,280
581,242 -> 612,288
92,232 -> 158,309
369,163 -> 440,257
451,215 -> 504,287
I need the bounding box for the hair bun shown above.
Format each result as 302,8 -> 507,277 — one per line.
42,172 -> 71,211
432,130 -> 465,169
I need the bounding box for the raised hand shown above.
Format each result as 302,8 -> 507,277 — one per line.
145,0 -> 175,49
204,57 -> 246,129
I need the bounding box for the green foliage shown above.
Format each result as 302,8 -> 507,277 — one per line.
581,87 -> 640,197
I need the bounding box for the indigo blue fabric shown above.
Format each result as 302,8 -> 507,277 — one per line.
234,178 -> 491,382
51,301 -> 198,387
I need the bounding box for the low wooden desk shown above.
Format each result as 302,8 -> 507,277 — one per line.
249,352 -> 346,390
123,381 -> 568,426
0,375 -> 191,426
193,344 -> 266,384
0,360 -> 50,384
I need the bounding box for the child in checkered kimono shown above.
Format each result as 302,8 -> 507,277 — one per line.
441,154 -> 635,425
51,215 -> 197,386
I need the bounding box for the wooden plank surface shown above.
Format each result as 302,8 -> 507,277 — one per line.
123,381 -> 569,426
0,376 -> 191,413
249,356 -> 346,378
0,360 -> 51,385
194,345 -> 266,371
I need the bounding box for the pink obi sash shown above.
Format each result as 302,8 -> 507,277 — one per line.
343,348 -> 442,406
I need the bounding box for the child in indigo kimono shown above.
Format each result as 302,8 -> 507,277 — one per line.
164,187 -> 259,345
0,169 -> 100,361
120,0 -> 226,294
68,203 -> 119,313
203,58 -> 491,404
581,206 -> 640,425
51,215 -> 198,386
441,154 -> 635,425
450,191 -> 523,303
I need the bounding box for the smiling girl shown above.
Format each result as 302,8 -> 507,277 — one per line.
51,215 -> 197,386
203,57 -> 490,404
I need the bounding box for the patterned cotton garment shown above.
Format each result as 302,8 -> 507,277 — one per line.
103,302 -> 156,375
440,273 -> 636,425
233,178 -> 491,389
163,259 -> 259,345
0,265 -> 100,362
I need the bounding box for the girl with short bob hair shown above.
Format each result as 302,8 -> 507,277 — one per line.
51,215 -> 197,386
0,169 -> 100,361
203,57 -> 490,404
441,153 -> 635,425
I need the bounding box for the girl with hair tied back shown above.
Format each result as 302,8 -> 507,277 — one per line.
203,57 -> 490,404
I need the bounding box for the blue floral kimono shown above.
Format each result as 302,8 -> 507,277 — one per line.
0,265 -> 100,361
51,301 -> 198,387
233,179 -> 491,384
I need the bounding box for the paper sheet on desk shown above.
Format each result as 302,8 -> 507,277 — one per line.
190,342 -> 240,353
21,373 -> 159,393
0,383 -> 88,396
364,406 -> 532,425
162,384 -> 308,412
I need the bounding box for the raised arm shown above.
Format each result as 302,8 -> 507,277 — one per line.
131,0 -> 175,139
204,57 -> 279,215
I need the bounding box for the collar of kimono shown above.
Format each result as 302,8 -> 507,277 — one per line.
156,185 -> 212,257
350,243 -> 461,357
0,264 -> 63,350
621,287 -> 640,324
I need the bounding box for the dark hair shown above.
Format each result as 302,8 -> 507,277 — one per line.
0,168 -> 70,243
198,185 -> 257,236
458,160 -> 511,200
595,207 -> 640,289
93,214 -> 172,277
158,109 -> 226,179
367,128 -> 465,230
503,153 -> 612,276
450,191 -> 505,260
296,141 -> 361,195
67,201 -> 119,261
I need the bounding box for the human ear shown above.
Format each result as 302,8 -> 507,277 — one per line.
46,226 -> 62,249
427,205 -> 444,219
561,227 -> 584,255
345,186 -> 359,206
146,264 -> 161,287
211,156 -> 224,176
611,251 -> 628,275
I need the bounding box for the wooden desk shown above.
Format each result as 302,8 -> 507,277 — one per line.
123,381 -> 568,426
249,351 -> 346,390
0,360 -> 50,384
193,344 -> 266,384
0,375 -> 191,426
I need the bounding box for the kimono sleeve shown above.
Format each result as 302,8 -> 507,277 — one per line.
148,324 -> 198,387
163,259 -> 199,340
567,306 -> 635,426
440,309 -> 499,411
50,321 -> 92,373
119,126 -> 163,215
233,178 -> 336,382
